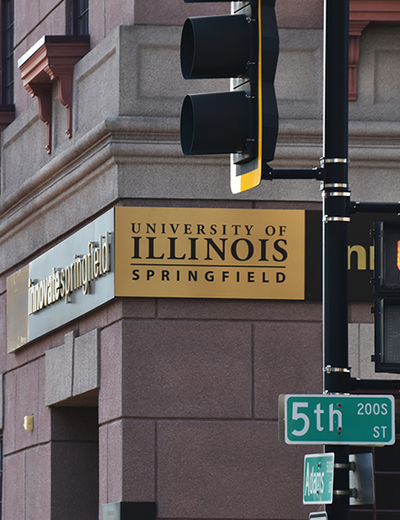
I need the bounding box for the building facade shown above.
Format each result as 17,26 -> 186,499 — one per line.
1,0 -> 400,519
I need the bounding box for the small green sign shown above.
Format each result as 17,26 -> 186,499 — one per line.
281,394 -> 395,445
303,453 -> 334,505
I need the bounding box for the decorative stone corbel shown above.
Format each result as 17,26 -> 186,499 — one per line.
349,20 -> 370,101
26,83 -> 53,153
349,0 -> 400,101
18,35 -> 90,153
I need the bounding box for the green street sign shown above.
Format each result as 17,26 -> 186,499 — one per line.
303,453 -> 334,505
280,394 -> 395,445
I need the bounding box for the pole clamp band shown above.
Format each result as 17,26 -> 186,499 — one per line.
324,183 -> 348,189
323,391 -> 351,395
323,216 -> 351,223
320,157 -> 350,166
334,462 -> 356,471
324,366 -> 351,374
334,489 -> 357,498
324,191 -> 351,197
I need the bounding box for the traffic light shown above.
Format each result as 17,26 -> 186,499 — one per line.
180,0 -> 279,194
373,220 -> 400,373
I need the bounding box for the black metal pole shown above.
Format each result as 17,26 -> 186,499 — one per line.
323,1 -> 351,519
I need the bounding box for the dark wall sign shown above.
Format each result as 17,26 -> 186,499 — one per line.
305,211 -> 400,302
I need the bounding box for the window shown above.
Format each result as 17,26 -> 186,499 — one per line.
2,0 -> 14,104
66,0 -> 89,36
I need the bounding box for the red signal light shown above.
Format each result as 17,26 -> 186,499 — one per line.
397,240 -> 400,276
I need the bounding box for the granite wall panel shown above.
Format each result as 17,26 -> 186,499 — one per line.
14,0 -> 41,47
157,420 -> 319,519
157,298 -> 322,322
0,293 -> 7,372
120,319 -> 253,419
133,0 -> 227,28
3,452 -> 25,519
45,331 -> 74,406
73,328 -> 99,397
25,444 -> 51,520
99,321 -> 124,424
254,321 -> 323,419
3,371 -> 17,456
14,359 -> 41,451
99,419 -> 156,505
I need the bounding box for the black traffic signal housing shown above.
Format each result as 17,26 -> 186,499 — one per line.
180,0 -> 279,194
373,220 -> 400,373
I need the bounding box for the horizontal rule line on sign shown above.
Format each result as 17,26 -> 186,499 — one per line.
130,263 -> 287,269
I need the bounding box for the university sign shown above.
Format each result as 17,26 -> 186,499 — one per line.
7,207 -> 305,351
114,207 -> 305,300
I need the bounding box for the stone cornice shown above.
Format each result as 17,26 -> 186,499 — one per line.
1,115 -> 400,222
2,115 -> 400,274
0,116 -> 181,243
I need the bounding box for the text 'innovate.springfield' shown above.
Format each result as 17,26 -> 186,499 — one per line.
28,233 -> 110,313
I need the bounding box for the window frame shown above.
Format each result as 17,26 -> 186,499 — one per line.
66,0 -> 89,36
2,0 -> 14,105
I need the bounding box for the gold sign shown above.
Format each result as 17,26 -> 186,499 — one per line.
115,207 -> 305,299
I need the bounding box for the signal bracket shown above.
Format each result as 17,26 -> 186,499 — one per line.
263,165 -> 324,181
